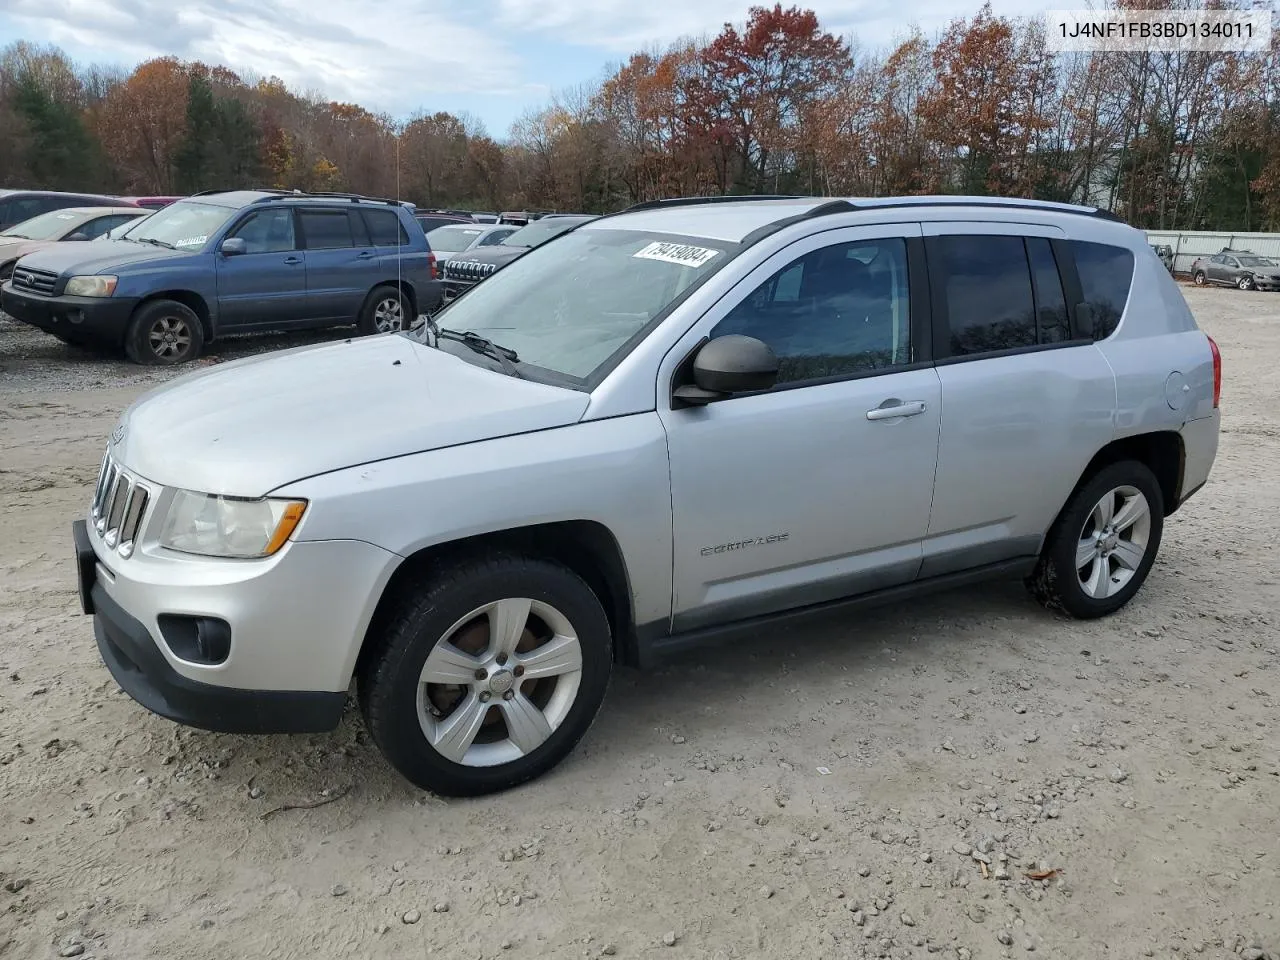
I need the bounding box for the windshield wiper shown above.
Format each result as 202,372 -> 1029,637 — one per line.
137,237 -> 176,250
423,317 -> 524,379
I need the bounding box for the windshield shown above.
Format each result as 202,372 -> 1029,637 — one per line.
1,209 -> 86,240
500,218 -> 589,249
427,225 -> 486,253
1240,257 -> 1277,267
120,200 -> 236,250
410,228 -> 737,383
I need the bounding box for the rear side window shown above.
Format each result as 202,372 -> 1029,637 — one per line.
932,236 -> 1036,357
362,209 -> 409,246
300,210 -> 354,250
1071,240 -> 1134,340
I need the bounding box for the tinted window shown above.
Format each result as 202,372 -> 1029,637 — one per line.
935,236 -> 1036,356
478,228 -> 516,246
1070,240 -> 1134,340
1026,238 -> 1071,344
300,210 -> 354,250
713,238 -> 912,384
363,209 -> 409,246
6,196 -> 47,226
231,208 -> 296,253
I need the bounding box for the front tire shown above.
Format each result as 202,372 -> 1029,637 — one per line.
124,299 -> 204,365
359,555 -> 612,796
1027,460 -> 1164,619
1193,271 -> 1207,286
1238,276 -> 1254,291
358,285 -> 411,335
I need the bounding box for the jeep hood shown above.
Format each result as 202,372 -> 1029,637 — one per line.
14,238 -> 187,275
110,335 -> 590,497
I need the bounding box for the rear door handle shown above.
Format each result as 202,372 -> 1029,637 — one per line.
356,251 -> 375,260
866,399 -> 928,421
283,256 -> 302,265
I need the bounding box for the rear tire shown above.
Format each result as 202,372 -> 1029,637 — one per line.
358,285 -> 411,335
1027,460 -> 1164,619
358,554 -> 612,796
124,299 -> 204,365
1193,271 -> 1207,286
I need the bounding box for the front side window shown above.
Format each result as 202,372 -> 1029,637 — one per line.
300,210 -> 354,250
230,209 -> 296,253
1070,240 -> 1134,340
413,228 -> 736,384
122,200 -> 237,250
933,236 -> 1036,356
713,238 -> 912,384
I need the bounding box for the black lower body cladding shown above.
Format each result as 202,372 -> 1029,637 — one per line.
2,286 -> 139,346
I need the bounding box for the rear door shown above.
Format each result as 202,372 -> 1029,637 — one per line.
215,207 -> 307,329
921,224 -> 1116,577
361,207 -> 416,289
299,208 -> 369,322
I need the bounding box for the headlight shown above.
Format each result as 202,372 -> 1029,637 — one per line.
65,275 -> 118,297
159,490 -> 307,559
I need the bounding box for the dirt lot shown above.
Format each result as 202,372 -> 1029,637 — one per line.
1,289 -> 1277,960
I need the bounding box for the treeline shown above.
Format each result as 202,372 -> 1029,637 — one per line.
0,1 -> 1276,230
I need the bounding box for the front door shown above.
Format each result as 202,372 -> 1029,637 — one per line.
660,225 -> 942,632
215,207 -> 306,330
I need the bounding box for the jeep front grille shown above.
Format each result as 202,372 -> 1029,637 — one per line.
91,451 -> 151,557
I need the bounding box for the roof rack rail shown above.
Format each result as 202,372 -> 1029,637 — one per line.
845,196 -> 1125,223
740,200 -> 857,245
189,187 -> 294,198
623,194 -> 801,213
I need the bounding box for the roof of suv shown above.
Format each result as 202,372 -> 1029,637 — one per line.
187,189 -> 415,211
589,195 -> 1122,244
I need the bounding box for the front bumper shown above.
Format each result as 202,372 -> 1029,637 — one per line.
74,509 -> 400,732
1,283 -> 138,344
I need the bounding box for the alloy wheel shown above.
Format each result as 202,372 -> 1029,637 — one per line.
148,315 -> 193,361
1075,485 -> 1152,599
373,296 -> 404,333
417,598 -> 584,767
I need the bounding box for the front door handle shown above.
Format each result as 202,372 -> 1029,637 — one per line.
356,251 -> 375,260
283,256 -> 302,265
866,399 -> 928,421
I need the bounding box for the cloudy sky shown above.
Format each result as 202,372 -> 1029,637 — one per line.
0,0 -> 1051,137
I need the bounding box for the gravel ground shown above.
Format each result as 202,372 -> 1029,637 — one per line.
1,289 -> 1278,960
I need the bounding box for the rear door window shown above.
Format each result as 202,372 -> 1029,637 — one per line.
299,210 -> 355,250
1069,240 -> 1135,340
931,236 -> 1037,357
362,209 -> 409,246
1025,238 -> 1071,345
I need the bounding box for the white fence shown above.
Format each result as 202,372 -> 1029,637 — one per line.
1144,230 -> 1280,275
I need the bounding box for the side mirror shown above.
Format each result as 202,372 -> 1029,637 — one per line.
673,335 -> 779,406
220,237 -> 247,257
66,232 -> 89,242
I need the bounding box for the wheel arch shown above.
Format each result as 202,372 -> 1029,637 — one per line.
355,520 -> 638,682
1058,431 -> 1185,531
133,290 -> 213,342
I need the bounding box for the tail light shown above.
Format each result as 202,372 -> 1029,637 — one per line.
428,252 -> 438,281
1208,334 -> 1221,408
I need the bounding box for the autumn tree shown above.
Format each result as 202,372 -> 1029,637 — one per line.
95,57 -> 189,192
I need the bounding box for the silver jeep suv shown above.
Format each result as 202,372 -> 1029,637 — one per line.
73,195 -> 1222,796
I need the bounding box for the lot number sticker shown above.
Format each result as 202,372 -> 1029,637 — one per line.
633,241 -> 721,268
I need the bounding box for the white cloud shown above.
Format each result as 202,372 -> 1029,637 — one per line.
5,0 -> 526,113
496,0 -> 1057,52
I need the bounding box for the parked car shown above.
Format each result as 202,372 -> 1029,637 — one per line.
415,212 -> 474,234
1191,249 -> 1280,290
470,211 -> 500,223
425,223 -> 519,268
1149,243 -> 1173,272
0,189 -> 137,232
0,207 -> 149,282
1,189 -> 440,363
71,194 -> 1220,796
116,196 -> 183,210
442,214 -> 596,301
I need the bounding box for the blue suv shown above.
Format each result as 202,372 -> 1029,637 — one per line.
0,190 -> 441,364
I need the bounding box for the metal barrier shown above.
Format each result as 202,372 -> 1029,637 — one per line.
1144,230 -> 1280,276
